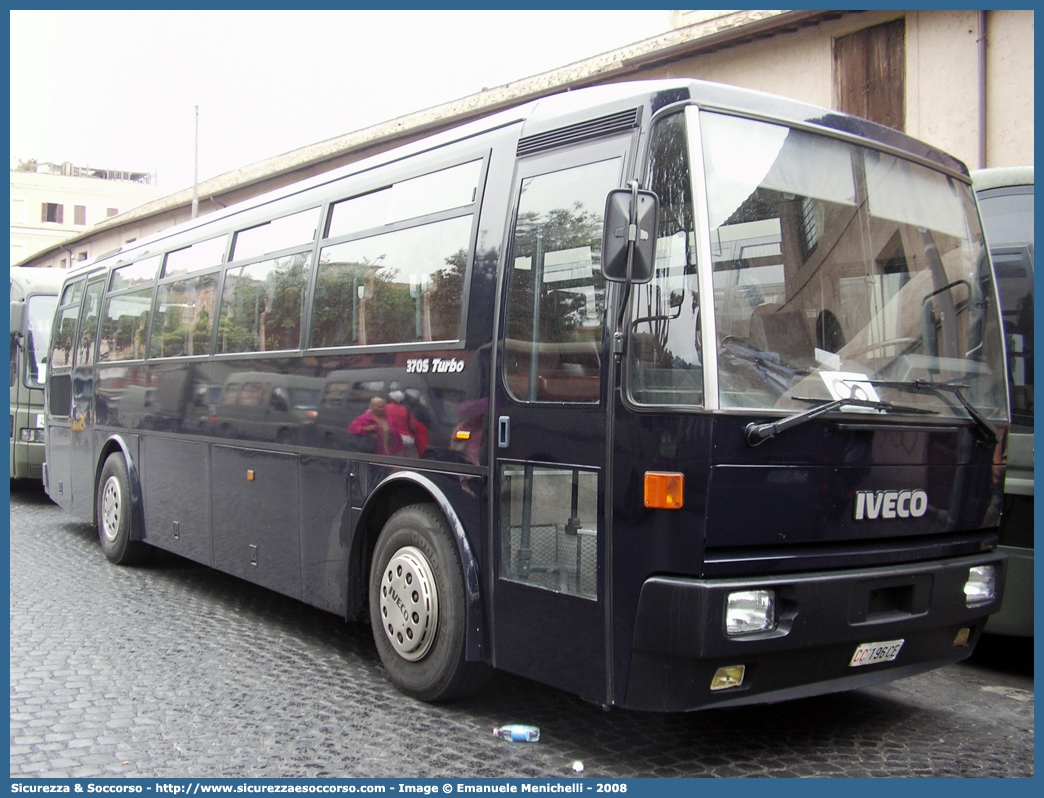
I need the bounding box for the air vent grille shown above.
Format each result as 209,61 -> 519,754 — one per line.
517,107 -> 641,157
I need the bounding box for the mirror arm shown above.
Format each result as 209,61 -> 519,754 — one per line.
613,181 -> 641,359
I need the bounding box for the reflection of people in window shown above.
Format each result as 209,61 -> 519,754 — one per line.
386,390 -> 428,457
348,397 -> 404,455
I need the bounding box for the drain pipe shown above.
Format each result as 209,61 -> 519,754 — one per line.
978,10 -> 988,169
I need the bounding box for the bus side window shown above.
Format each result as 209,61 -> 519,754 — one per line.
311,215 -> 472,348
232,207 -> 320,263
49,279 -> 85,373
218,254 -> 308,354
99,285 -> 155,363
504,158 -> 620,402
48,277 -> 86,417
74,281 -> 104,368
151,272 -> 219,358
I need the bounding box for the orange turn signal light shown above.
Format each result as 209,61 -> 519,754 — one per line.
644,472 -> 684,509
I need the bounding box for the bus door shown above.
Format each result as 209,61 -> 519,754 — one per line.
69,277 -> 104,516
45,278 -> 86,501
491,140 -> 629,703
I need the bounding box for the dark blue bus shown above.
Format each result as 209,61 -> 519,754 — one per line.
44,79 -> 1008,710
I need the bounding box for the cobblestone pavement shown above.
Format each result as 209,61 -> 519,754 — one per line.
10,481 -> 1034,779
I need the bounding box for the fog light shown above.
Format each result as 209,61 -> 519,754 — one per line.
953,628 -> 971,647
726,589 -> 776,636
964,565 -> 997,607
710,665 -> 745,691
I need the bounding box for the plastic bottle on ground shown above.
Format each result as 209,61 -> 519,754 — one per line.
493,724 -> 540,742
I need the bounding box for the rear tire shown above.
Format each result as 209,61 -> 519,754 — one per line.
97,453 -> 151,565
369,503 -> 489,701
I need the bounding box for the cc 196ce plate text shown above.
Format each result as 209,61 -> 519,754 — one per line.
849,638 -> 904,667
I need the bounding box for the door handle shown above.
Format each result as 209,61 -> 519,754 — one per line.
498,416 -> 510,448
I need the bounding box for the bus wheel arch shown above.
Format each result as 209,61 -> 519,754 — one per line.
351,473 -> 489,698
93,437 -> 142,530
367,501 -> 490,701
95,439 -> 151,565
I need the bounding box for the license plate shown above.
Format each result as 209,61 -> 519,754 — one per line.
849,638 -> 904,667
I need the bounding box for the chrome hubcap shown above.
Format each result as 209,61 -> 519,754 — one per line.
379,546 -> 439,661
101,476 -> 121,543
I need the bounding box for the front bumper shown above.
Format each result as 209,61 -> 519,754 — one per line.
625,552 -> 1006,711
984,545 -> 1032,636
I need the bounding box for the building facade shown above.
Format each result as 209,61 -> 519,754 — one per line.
16,9 -> 1033,271
10,161 -> 161,266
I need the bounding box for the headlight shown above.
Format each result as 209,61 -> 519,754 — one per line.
19,428 -> 45,443
964,565 -> 997,607
726,589 -> 776,636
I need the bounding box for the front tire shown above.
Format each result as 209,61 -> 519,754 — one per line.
369,504 -> 489,701
97,453 -> 150,565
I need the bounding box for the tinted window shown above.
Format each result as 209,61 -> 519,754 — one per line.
311,215 -> 472,348
99,287 -> 154,362
111,256 -> 161,291
150,273 -> 219,358
233,208 -> 319,262
163,236 -> 226,278
49,306 -> 80,371
504,158 -> 619,402
60,279 -> 85,307
327,160 -> 481,240
978,189 -> 1034,248
75,281 -> 104,367
218,253 -> 308,354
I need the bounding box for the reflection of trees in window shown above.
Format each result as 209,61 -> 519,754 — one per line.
151,274 -> 217,358
219,254 -> 307,354
369,265 -> 415,345
647,113 -> 694,247
428,249 -> 467,341
507,202 -> 604,344
50,312 -> 78,369
311,218 -> 470,348
311,259 -> 371,348
312,260 -> 420,346
76,285 -> 102,366
100,288 -> 154,362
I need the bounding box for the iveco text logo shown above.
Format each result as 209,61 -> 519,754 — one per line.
854,490 -> 928,520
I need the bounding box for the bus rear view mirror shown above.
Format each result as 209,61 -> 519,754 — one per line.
602,187 -> 658,284
10,301 -> 26,337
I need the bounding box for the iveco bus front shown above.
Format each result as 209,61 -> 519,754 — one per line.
610,97 -> 1008,710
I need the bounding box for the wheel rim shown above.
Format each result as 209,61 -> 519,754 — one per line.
101,476 -> 122,544
379,546 -> 439,662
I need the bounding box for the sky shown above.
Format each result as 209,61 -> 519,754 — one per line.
10,10 -> 670,195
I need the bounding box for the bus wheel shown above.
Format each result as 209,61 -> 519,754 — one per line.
97,453 -> 150,566
369,504 -> 489,701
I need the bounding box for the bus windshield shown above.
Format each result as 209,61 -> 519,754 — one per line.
629,111 -> 1007,422
24,294 -> 57,387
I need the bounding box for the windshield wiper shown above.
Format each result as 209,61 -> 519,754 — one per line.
744,396 -> 935,447
861,379 -> 999,447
